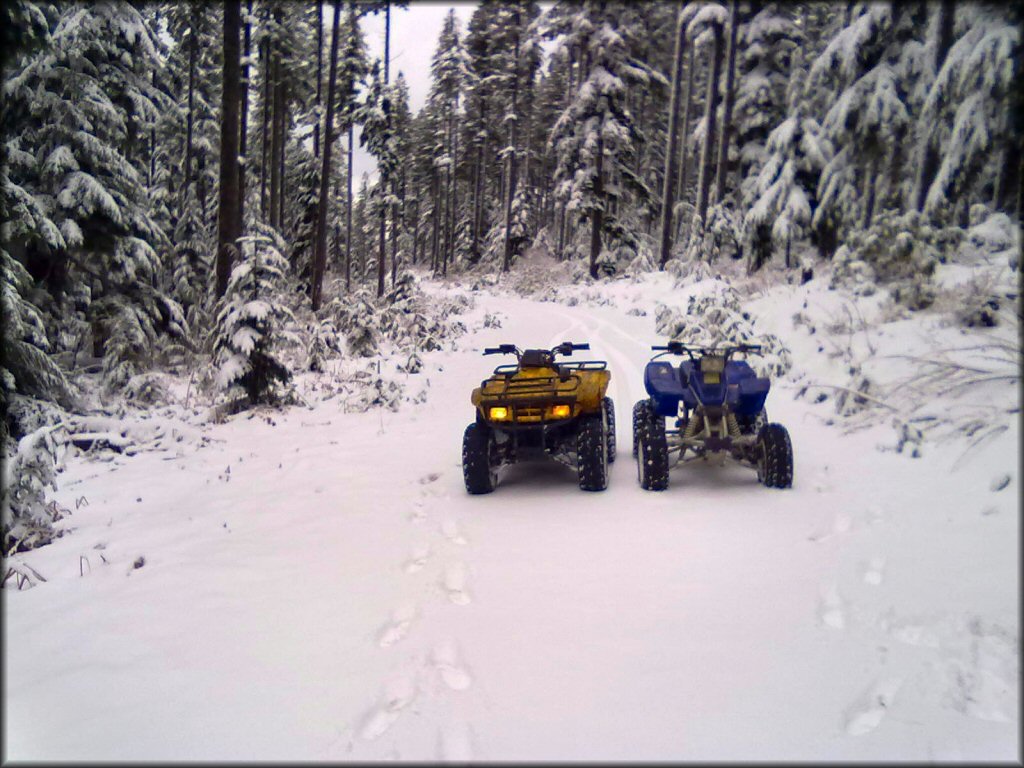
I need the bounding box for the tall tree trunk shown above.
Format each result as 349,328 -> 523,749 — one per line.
447,110 -> 459,276
589,133 -> 604,279
184,7 -> 197,203
310,0 -> 342,311
659,9 -> 687,270
676,45 -> 696,210
914,0 -> 956,212
259,33 -> 271,218
502,24 -> 521,274
269,53 -> 282,229
216,0 -> 242,298
346,124 -> 354,291
237,0 -> 252,236
377,0 -> 391,298
277,86 -> 286,231
471,99 -> 487,261
430,169 -> 441,273
713,0 -> 739,206
695,21 -> 725,230
314,0 -> 323,159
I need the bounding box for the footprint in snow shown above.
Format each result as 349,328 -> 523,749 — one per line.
419,472 -> 442,485
437,721 -> 475,761
404,544 -> 431,574
359,674 -> 418,741
843,677 -> 904,736
377,602 -> 417,648
409,499 -> 427,523
863,557 -> 885,586
817,583 -> 846,630
441,517 -> 467,545
432,640 -> 473,691
443,561 -> 471,605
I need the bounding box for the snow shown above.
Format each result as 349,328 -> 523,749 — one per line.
4,258 -> 1019,761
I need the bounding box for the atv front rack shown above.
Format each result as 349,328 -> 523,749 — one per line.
480,371 -> 582,400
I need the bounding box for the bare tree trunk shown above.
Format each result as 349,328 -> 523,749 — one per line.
184,14 -> 197,203
237,0 -> 252,236
713,0 -> 739,205
259,32 -> 270,218
502,22 -> 521,274
346,124 -> 353,291
471,100 -> 486,260
677,45 -> 695,209
430,169 -> 441,272
914,0 -> 956,212
377,0 -> 390,298
695,21 -> 725,229
446,113 -> 458,277
310,0 -> 342,311
659,9 -> 687,270
589,133 -> 604,279
216,0 -> 242,297
314,0 -> 323,159
269,53 -> 282,229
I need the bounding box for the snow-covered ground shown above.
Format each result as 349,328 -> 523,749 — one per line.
4,258 -> 1019,761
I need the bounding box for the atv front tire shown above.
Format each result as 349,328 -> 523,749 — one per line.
637,413 -> 669,491
632,399 -> 657,457
756,423 -> 793,489
603,396 -> 616,463
463,422 -> 498,494
577,414 -> 608,491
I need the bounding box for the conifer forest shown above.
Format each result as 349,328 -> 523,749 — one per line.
2,2 -> 1021,760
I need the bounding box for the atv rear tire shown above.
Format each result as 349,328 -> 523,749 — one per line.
577,414 -> 608,491
603,396 -> 616,463
463,423 -> 497,494
637,413 -> 669,491
756,423 -> 793,489
632,399 -> 657,457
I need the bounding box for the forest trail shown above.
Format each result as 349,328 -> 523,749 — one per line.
4,284 -> 1018,761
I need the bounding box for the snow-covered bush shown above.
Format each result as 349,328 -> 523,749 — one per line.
654,280 -> 792,378
334,288 -> 381,358
306,317 -> 342,372
960,211 -> 1020,266
123,372 -> 171,406
2,422 -> 68,554
212,234 -> 297,405
831,210 -> 962,309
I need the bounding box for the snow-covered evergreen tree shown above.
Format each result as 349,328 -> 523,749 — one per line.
212,227 -> 296,405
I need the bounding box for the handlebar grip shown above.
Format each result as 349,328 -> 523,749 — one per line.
573,343 -> 590,350
651,345 -> 669,350
483,347 -> 501,355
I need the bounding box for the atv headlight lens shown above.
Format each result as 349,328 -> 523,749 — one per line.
550,404 -> 571,419
489,406 -> 509,420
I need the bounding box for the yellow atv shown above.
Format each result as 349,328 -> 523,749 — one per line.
463,342 -> 615,494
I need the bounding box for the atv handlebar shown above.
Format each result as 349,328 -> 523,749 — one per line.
651,341 -> 763,361
483,342 -> 589,358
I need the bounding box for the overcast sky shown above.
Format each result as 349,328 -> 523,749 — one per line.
349,3 -> 476,185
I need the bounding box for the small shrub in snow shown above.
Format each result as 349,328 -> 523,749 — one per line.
482,312 -> 502,329
123,372 -> 171,406
2,422 -> 68,553
654,282 -> 792,378
306,317 -> 342,372
212,234 -> 296,405
831,210 -> 963,310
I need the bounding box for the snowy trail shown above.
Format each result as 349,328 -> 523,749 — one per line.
4,286 -> 1018,761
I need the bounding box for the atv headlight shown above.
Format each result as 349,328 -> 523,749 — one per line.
550,404 -> 571,419
489,406 -> 510,420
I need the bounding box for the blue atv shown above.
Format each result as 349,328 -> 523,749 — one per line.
632,341 -> 793,490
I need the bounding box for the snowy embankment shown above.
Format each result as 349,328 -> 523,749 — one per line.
4,256 -> 1019,761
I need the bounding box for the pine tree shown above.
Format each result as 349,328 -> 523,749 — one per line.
549,1 -> 654,278
212,227 -> 295,405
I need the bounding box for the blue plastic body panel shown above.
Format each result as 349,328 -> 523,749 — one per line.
644,358 -> 769,416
